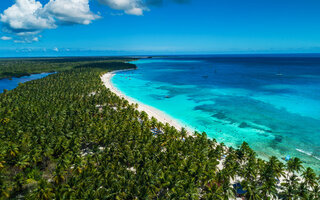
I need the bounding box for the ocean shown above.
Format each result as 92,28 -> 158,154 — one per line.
112,55 -> 320,171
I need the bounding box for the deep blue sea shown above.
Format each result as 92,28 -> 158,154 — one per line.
112,55 -> 320,171
0,73 -> 52,93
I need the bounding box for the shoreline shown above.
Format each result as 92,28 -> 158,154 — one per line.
101,69 -> 309,191
101,69 -> 195,136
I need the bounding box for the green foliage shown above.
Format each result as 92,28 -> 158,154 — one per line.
0,57 -> 135,79
0,59 -> 318,199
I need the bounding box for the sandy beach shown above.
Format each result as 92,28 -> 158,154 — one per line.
101,70 -> 194,136
101,70 -> 305,185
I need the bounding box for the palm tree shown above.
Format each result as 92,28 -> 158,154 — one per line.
302,167 -> 317,188
297,182 -> 311,199
180,127 -> 188,139
0,175 -> 10,199
312,184 -> 320,199
5,142 -> 19,163
13,172 -> 25,193
53,168 -> 66,185
241,158 -> 259,182
281,174 -> 300,199
267,156 -> 285,179
15,155 -> 30,170
221,181 -> 235,200
242,180 -> 261,200
203,182 -> 224,200
260,181 -> 277,200
29,179 -> 54,200
150,117 -> 157,128
237,141 -> 256,164
287,157 -> 303,176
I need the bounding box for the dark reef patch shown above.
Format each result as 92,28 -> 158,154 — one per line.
212,112 -> 227,120
150,94 -> 165,100
238,122 -> 250,128
274,135 -> 283,143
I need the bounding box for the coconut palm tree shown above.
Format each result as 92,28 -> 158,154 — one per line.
242,180 -> 262,200
221,181 -> 235,200
29,179 -> 54,200
281,174 -> 300,199
260,180 -> 277,200
312,184 -> 320,199
287,157 -> 303,176
302,167 -> 317,188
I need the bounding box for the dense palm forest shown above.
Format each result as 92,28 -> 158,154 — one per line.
0,57 -> 134,79
0,58 -> 319,199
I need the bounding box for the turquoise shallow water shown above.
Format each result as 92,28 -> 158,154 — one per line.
0,73 -> 53,93
113,56 -> 320,171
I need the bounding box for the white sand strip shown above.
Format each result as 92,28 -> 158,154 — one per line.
101,70 -> 194,136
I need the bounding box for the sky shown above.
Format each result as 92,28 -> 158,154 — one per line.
1,0 -> 320,57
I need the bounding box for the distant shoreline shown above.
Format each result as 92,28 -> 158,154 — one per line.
101,69 -> 195,136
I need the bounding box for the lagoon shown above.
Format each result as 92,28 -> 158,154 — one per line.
0,73 -> 53,93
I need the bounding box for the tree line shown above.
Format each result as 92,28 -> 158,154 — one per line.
0,57 -> 134,79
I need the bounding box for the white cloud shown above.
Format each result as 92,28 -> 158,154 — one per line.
13,40 -> 25,43
0,0 -> 56,35
0,0 -> 188,43
1,36 -> 12,40
44,0 -> 100,25
98,0 -> 148,16
53,47 -> 59,52
0,0 -> 99,42
110,12 -> 124,16
13,36 -> 39,43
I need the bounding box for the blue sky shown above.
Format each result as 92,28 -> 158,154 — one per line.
1,0 -> 320,57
